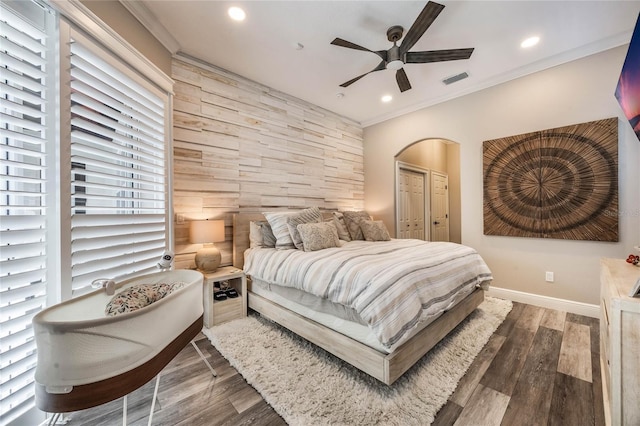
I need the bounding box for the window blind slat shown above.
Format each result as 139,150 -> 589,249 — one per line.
0,241 -> 45,260
70,104 -> 164,150
71,126 -> 162,162
69,63 -> 162,129
1,98 -> 45,119
70,78 -> 163,134
71,89 -> 164,140
72,228 -> 165,247
70,42 -> 163,110
0,80 -> 46,105
70,154 -> 164,181
70,138 -> 164,172
0,128 -> 47,148
0,20 -> 45,54
1,66 -> 46,94
0,270 -> 46,292
0,51 -> 46,79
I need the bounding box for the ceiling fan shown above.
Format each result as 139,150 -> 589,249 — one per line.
331,1 -> 474,93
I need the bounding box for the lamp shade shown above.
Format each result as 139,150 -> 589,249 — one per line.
189,220 -> 225,244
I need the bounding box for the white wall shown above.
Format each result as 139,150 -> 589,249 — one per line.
364,46 -> 640,305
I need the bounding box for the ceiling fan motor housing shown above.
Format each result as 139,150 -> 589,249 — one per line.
387,25 -> 404,42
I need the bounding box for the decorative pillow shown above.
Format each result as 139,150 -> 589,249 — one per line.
261,221 -> 277,248
332,212 -> 351,241
360,220 -> 391,242
286,207 -> 322,249
297,222 -> 340,252
249,220 -> 276,248
341,211 -> 371,241
249,221 -> 264,248
263,212 -> 297,250
105,282 -> 185,316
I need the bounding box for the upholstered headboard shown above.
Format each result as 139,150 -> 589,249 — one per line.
232,211 -> 336,269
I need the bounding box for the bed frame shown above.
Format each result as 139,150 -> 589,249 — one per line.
232,213 -> 484,385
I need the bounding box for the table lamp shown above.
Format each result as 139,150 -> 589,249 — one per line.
190,219 -> 225,272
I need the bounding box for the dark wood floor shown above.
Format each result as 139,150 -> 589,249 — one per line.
66,302 -> 603,426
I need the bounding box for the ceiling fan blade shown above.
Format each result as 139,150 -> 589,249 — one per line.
339,61 -> 387,88
396,68 -> 412,92
332,38 -> 387,61
405,48 -> 474,64
400,1 -> 445,54
331,37 -> 374,52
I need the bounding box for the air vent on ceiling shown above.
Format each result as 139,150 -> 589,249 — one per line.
442,72 -> 469,85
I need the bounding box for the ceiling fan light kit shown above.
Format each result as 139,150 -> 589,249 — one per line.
331,1 -> 474,93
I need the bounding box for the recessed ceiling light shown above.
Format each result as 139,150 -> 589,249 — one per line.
521,36 -> 540,48
381,95 -> 393,103
228,6 -> 246,21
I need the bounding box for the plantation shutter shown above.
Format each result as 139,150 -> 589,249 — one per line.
67,30 -> 168,295
0,2 -> 52,423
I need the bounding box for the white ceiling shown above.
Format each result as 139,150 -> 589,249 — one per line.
123,1 -> 640,126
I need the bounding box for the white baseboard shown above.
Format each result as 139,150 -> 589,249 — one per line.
486,287 -> 600,318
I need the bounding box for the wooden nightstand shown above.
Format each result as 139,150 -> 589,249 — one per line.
202,266 -> 247,328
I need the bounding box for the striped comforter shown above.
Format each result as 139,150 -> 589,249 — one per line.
244,239 -> 493,351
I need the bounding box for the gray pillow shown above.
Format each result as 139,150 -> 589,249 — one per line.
332,212 -> 351,241
249,220 -> 276,248
286,207 -> 322,249
297,222 -> 340,252
341,211 -> 371,241
263,211 -> 296,250
360,220 -> 391,242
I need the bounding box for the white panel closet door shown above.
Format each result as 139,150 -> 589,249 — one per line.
431,171 -> 450,242
397,168 -> 426,240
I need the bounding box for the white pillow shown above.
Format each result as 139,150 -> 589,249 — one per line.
263,211 -> 296,250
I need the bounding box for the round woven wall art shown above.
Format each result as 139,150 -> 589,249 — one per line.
483,118 -> 618,241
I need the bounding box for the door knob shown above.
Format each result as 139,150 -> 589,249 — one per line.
434,221 -> 440,225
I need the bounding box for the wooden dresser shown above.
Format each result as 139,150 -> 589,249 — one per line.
600,258 -> 640,426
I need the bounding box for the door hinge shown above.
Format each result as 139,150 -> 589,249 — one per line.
445,185 -> 448,190
446,214 -> 448,218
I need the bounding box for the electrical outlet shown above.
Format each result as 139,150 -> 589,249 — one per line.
545,271 -> 554,283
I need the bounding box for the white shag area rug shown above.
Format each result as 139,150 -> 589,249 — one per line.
203,296 -> 512,426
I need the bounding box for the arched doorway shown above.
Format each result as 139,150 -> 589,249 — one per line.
394,138 -> 461,243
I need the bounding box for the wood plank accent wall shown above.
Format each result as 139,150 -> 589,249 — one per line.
171,58 -> 364,269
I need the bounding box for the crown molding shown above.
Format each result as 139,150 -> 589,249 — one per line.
119,0 -> 181,54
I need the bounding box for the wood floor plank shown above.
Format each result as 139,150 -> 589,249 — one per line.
500,326 -> 563,426
548,373 -> 595,426
540,309 -> 566,331
557,321 -> 592,382
453,384 -> 510,426
515,304 -> 545,333
495,302 -> 525,337
480,326 -> 536,396
450,334 -> 506,407
590,324 -> 605,426
432,401 -> 463,426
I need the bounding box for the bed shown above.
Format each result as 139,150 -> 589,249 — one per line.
232,212 -> 492,385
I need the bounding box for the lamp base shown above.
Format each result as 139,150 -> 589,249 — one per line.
195,245 -> 221,273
